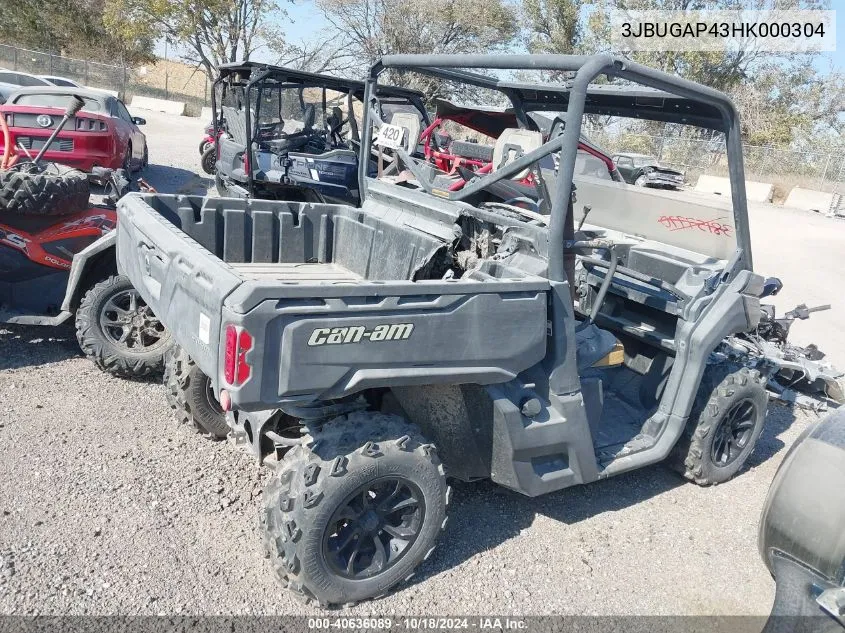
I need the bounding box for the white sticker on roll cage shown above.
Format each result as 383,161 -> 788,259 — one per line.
375,123 -> 405,149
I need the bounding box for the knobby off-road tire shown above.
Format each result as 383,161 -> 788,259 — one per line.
200,146 -> 216,175
163,346 -> 228,439
670,363 -> 768,485
262,412 -> 450,607
75,275 -> 174,378
0,164 -> 89,216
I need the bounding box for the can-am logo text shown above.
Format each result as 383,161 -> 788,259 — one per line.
307,323 -> 414,346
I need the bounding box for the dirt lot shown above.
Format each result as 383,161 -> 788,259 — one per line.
0,109 -> 843,617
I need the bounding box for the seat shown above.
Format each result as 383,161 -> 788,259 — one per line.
492,128 -> 542,179
221,106 -> 249,145
389,112 -> 421,153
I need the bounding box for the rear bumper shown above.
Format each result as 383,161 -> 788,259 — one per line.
1,130 -> 118,173
23,150 -> 120,172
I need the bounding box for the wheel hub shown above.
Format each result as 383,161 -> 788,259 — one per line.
100,289 -> 167,353
360,510 -> 380,533
711,399 -> 757,467
323,477 -> 425,580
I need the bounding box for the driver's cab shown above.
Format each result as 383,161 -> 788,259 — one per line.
212,61 -> 428,205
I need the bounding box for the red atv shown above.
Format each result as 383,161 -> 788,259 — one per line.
198,121 -> 228,175
419,99 -> 622,205
0,95 -> 173,377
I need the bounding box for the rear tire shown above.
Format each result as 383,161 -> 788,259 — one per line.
670,363 -> 768,485
200,145 -> 216,175
163,346 -> 228,439
262,412 -> 449,607
0,164 -> 89,216
123,143 -> 133,173
75,274 -> 174,378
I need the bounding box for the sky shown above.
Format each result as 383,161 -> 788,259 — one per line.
158,1 -> 844,75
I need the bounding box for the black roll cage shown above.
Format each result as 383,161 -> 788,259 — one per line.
360,54 -> 752,282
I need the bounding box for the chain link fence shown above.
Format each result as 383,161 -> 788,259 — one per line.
583,126 -> 845,201
0,44 -> 211,116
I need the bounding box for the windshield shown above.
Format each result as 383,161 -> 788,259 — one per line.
633,156 -> 657,167
253,83 -> 329,134
12,93 -> 103,113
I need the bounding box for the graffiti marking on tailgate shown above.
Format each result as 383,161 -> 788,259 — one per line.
307,324 -> 414,346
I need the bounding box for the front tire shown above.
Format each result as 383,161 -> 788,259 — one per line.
163,346 -> 228,439
670,363 -> 768,485
75,274 -> 174,378
262,412 -> 449,607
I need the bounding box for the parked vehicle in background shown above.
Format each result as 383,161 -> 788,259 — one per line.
0,87 -> 148,174
418,98 -> 622,207
199,121 -> 227,175
39,75 -> 85,89
613,152 -> 685,189
117,54 -> 780,607
0,83 -> 17,105
212,61 -> 427,204
0,95 -> 172,377
0,71 -> 52,88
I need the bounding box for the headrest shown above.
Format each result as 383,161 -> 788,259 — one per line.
389,112 -> 422,153
493,128 -> 543,179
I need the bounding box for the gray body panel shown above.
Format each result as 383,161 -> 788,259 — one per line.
116,193 -> 549,411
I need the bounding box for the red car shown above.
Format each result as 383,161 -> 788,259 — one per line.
0,87 -> 148,174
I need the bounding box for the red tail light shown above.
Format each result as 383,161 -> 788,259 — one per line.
242,151 -> 249,174
224,324 -> 253,386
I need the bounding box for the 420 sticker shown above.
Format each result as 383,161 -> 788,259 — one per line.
307,323 -> 414,346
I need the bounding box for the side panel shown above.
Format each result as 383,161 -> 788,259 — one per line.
116,196 -> 243,379
572,175 -> 737,260
220,291 -> 548,410
61,231 -> 116,312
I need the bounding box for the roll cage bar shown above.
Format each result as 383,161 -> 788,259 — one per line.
360,54 -> 752,282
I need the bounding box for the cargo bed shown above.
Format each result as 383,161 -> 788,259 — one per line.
116,194 -> 550,410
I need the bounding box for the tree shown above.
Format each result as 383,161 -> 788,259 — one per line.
0,0 -> 155,65
270,32 -> 359,74
523,0 -> 582,55
104,0 -> 287,78
315,0 -> 519,95
522,0 -> 844,148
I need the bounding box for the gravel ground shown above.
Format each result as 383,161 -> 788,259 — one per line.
0,110 -> 842,617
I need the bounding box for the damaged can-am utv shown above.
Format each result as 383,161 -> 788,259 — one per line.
0,94 -> 173,377
211,62 -> 427,204
116,54 -> 787,606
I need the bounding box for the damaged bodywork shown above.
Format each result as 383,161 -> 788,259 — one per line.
723,302 -> 844,410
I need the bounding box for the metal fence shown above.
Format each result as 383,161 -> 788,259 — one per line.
583,127 -> 845,198
0,44 -> 211,115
